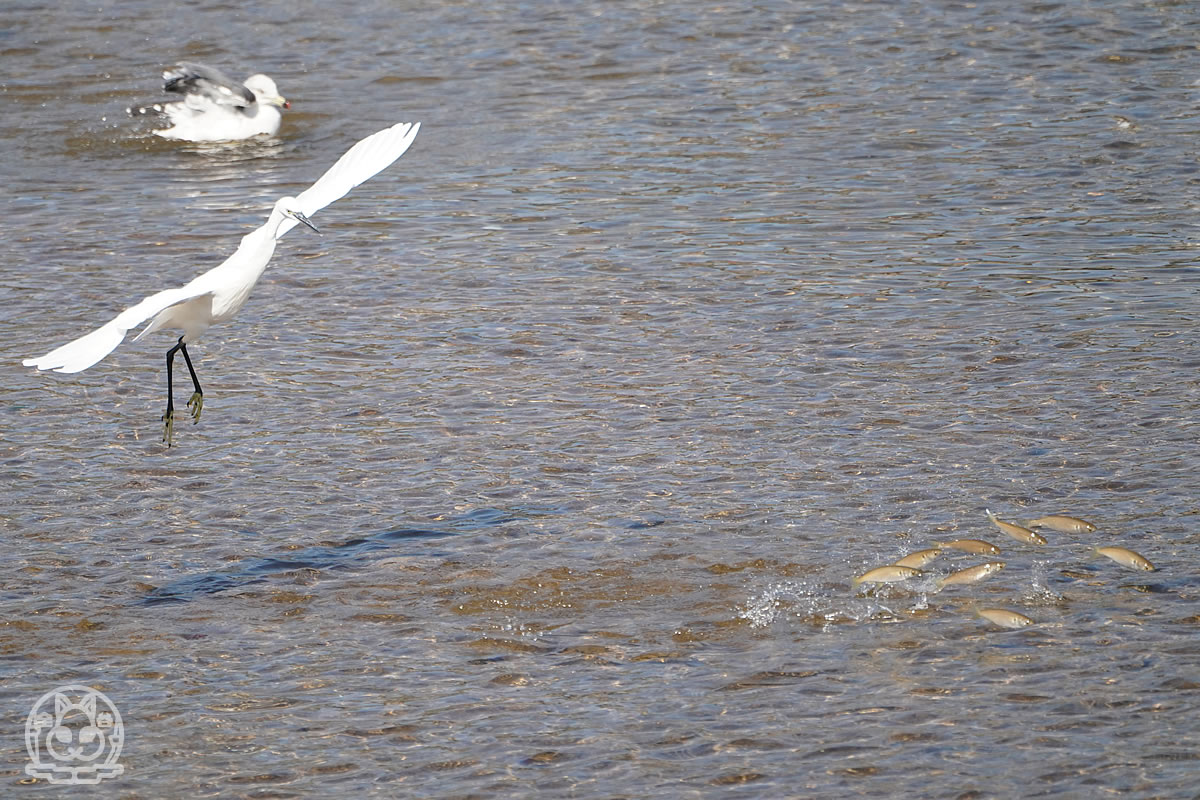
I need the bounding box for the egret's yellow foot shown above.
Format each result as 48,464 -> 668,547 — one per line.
187,391 -> 204,424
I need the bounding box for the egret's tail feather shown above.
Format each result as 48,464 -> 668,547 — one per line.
23,321 -> 128,374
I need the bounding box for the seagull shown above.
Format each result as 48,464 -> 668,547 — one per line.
128,62 -> 289,142
24,121 -> 421,445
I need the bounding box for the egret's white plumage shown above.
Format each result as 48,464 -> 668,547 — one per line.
129,62 -> 289,142
24,121 -> 421,443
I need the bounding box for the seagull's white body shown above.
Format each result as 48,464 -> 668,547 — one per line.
157,82 -> 285,141
24,121 -> 421,441
133,63 -> 289,142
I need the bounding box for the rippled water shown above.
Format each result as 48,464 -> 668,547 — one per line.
2,1 -> 1198,797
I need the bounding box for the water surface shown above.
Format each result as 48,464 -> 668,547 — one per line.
2,1 -> 1198,797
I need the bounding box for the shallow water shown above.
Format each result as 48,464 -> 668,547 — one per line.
2,1 -> 1199,797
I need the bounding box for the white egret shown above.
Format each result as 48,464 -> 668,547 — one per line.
128,62 -> 289,141
24,121 -> 421,445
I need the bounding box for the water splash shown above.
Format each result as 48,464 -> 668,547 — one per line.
1024,559 -> 1066,604
739,580 -> 922,629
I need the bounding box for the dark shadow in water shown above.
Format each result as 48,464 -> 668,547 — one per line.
139,505 -> 560,605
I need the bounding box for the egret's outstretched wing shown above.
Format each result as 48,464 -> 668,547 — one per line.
275,122 -> 421,239
164,62 -> 255,108
23,285 -> 213,374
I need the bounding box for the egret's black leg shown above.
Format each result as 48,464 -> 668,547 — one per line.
178,340 -> 204,424
162,337 -> 183,446
162,336 -> 203,446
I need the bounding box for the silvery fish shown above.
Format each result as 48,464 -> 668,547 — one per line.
935,539 -> 1003,556
938,561 -> 1005,589
986,509 -> 1047,545
854,565 -> 922,586
894,548 -> 943,569
1095,546 -> 1156,572
976,607 -> 1035,629
1026,515 -> 1096,534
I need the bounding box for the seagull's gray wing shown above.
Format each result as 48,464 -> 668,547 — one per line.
163,62 -> 255,108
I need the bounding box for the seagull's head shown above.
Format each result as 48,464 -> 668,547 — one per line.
244,74 -> 289,110
274,197 -> 320,234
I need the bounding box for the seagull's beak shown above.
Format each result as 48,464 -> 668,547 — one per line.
292,210 -> 320,234
272,95 -> 290,110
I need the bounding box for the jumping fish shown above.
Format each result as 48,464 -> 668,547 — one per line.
935,539 -> 1003,556
894,548 -> 943,569
976,607 -> 1035,629
986,509 -> 1047,545
1095,546 -> 1156,572
854,565 -> 922,586
937,561 -> 1005,589
1026,515 -> 1096,534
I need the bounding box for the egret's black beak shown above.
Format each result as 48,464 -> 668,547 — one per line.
293,211 -> 321,234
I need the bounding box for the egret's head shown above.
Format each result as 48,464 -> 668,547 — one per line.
244,74 -> 289,109
275,197 -> 320,234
